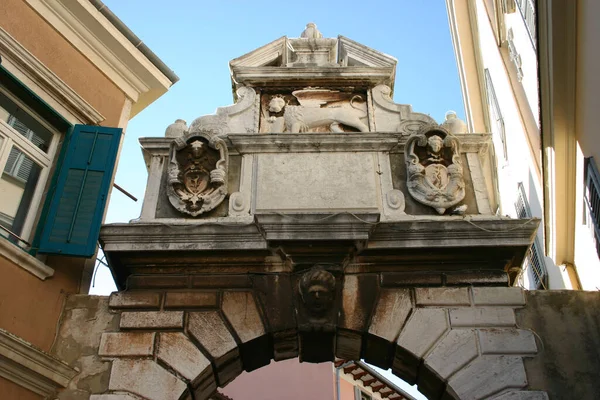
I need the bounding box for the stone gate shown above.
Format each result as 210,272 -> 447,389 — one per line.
50,24 -> 598,400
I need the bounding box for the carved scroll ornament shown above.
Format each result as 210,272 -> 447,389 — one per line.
405,126 -> 466,214
167,131 -> 228,216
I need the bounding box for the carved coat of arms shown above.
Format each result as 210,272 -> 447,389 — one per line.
167,131 -> 228,216
405,126 -> 466,214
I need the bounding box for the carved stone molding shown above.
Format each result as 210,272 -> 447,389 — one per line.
371,85 -> 437,133
261,89 -> 369,134
405,126 -> 466,214
188,86 -> 258,134
0,329 -> 77,396
167,131 -> 228,216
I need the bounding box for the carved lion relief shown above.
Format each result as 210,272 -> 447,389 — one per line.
167,131 -> 228,216
405,126 -> 466,214
261,89 -> 369,133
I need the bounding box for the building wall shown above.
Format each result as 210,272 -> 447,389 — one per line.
0,255 -> 82,351
220,358 -> 335,400
574,0 -> 600,290
0,0 -> 127,127
0,376 -> 43,400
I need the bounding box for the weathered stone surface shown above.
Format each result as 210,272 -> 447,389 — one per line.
450,307 -> 516,327
54,296 -> 119,400
157,332 -> 211,381
187,311 -> 242,386
120,311 -> 184,329
98,332 -> 155,357
254,153 -> 380,212
478,329 -> 537,355
108,292 -> 161,309
109,359 -> 186,400
472,287 -> 525,306
191,274 -> 251,288
221,291 -> 265,343
127,275 -> 188,289
393,309 -> 449,385
516,291 -> 600,399
397,308 -> 449,358
165,291 -> 218,308
187,312 -> 236,358
90,395 -> 139,400
368,289 -> 412,341
339,274 -> 379,331
415,287 -> 470,306
335,329 -> 362,360
424,329 -> 478,379
381,272 -> 443,287
445,270 -> 508,286
490,391 -> 549,399
448,356 -> 527,400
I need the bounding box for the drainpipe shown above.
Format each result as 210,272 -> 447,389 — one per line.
336,361 -> 355,400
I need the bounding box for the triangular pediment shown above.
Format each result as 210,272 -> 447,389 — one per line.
229,28 -> 397,94
337,36 -> 397,68
229,36 -> 288,68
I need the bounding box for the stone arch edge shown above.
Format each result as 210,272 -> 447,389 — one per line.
60,286 -> 548,400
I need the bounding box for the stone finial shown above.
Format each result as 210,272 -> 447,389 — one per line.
165,119 -> 187,138
441,111 -> 468,134
300,23 -> 322,39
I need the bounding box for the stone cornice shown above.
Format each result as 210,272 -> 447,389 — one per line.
368,216 -> 540,249
24,0 -> 174,117
230,66 -> 395,89
0,329 -> 78,396
140,133 -> 490,157
0,237 -> 53,280
0,27 -> 104,125
228,133 -> 400,154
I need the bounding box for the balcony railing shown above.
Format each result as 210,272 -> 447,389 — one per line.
516,0 -> 537,48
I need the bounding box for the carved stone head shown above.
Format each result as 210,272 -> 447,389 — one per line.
268,96 -> 286,113
298,267 -> 336,318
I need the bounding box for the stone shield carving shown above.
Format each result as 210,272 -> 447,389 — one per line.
405,126 -> 466,214
167,131 -> 228,216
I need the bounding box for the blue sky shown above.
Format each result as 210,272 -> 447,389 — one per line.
93,2 -> 464,397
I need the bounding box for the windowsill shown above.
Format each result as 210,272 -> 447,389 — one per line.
0,236 -> 53,280
0,328 -> 78,396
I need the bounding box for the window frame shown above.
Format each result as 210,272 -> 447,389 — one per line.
0,85 -> 61,244
515,182 -> 548,289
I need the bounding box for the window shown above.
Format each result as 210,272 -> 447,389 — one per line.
583,157 -> 600,258
484,69 -> 508,162
516,0 -> 536,48
515,183 -> 548,289
0,87 -> 56,244
354,387 -> 372,400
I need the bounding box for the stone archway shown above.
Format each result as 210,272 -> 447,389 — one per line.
65,283 -> 546,400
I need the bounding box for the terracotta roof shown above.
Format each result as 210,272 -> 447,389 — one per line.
335,360 -> 419,400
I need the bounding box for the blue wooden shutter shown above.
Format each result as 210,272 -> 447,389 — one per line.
38,124 -> 122,257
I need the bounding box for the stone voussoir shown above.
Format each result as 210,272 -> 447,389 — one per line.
450,307 -> 516,327
490,391 -> 550,399
477,328 -> 537,355
164,291 -> 219,308
109,292 -> 161,309
120,311 -> 184,329
99,332 -> 155,357
109,359 -> 187,400
157,332 -> 212,381
415,287 -> 471,306
472,287 -> 526,306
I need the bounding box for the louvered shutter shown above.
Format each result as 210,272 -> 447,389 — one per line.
38,124 -> 122,257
